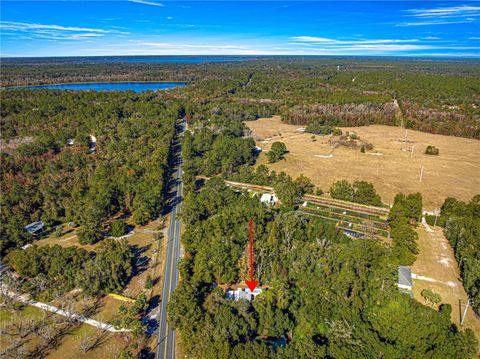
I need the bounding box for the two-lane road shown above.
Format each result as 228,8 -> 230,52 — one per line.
156,120 -> 184,359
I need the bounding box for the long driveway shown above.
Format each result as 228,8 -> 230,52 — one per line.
156,120 -> 184,359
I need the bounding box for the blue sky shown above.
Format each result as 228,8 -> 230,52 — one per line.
1,1 -> 479,57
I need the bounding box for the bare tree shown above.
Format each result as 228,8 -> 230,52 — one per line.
77,332 -> 95,353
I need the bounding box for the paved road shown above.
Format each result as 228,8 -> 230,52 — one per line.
156,120 -> 184,359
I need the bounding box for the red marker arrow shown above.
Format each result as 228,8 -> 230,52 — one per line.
246,219 -> 258,292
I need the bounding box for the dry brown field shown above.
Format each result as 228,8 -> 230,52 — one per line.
245,116 -> 480,210
412,223 -> 480,351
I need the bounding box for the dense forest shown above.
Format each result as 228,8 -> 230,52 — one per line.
2,58 -> 479,138
166,115 -> 478,357
168,169 -> 477,358
1,58 -> 479,358
0,90 -> 183,255
4,238 -> 133,301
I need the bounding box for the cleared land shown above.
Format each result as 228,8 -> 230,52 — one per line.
412,223 -> 480,349
245,116 -> 480,210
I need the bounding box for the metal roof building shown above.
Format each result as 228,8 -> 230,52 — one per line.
397,266 -> 413,291
24,221 -> 44,235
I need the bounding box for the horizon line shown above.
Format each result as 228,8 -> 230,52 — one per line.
2,54 -> 480,60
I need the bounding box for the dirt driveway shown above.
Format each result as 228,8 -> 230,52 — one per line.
412,222 -> 480,349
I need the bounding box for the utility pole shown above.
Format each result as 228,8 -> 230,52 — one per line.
410,145 -> 415,158
433,212 -> 439,229
460,298 -> 470,326
419,165 -> 424,183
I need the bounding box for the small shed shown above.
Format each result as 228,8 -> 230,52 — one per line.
397,266 -> 413,291
24,221 -> 44,235
260,193 -> 278,206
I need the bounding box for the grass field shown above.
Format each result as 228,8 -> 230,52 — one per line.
245,116 -> 480,210
412,223 -> 480,352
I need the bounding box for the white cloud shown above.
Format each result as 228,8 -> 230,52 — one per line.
405,5 -> 480,19
138,42 -> 248,50
290,36 -> 420,45
423,36 -> 440,40
397,19 -> 475,27
287,35 -> 479,54
129,0 -> 164,7
399,5 -> 480,26
167,17 -> 173,20
0,21 -> 112,33
0,21 -> 128,41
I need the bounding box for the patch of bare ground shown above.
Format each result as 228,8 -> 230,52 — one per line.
0,136 -> 34,153
412,224 -> 480,352
245,116 -> 480,209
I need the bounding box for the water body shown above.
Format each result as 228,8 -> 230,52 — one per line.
14,81 -> 187,92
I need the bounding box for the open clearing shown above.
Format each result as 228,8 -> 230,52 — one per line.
245,116 -> 480,209
412,224 -> 480,348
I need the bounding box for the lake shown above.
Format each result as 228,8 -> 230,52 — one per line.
13,81 -> 187,92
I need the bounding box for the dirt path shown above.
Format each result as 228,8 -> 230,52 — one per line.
1,289 -> 130,332
412,223 -> 480,344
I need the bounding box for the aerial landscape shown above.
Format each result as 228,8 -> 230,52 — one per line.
0,1 -> 479,358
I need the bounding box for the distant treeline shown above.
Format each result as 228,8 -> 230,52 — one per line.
1,58 -> 479,138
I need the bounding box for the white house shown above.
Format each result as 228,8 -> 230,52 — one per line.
260,193 -> 278,206
226,287 -> 263,301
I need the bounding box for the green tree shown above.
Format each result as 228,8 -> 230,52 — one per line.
110,219 -> 127,237
267,142 -> 287,163
330,180 -> 354,201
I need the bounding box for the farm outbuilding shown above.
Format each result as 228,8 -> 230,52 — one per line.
24,221 -> 44,235
397,266 -> 413,291
260,193 -> 278,206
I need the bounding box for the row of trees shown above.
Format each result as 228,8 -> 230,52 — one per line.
329,180 -> 383,207
441,195 -> 480,314
388,193 -> 423,265
4,238 -> 134,300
